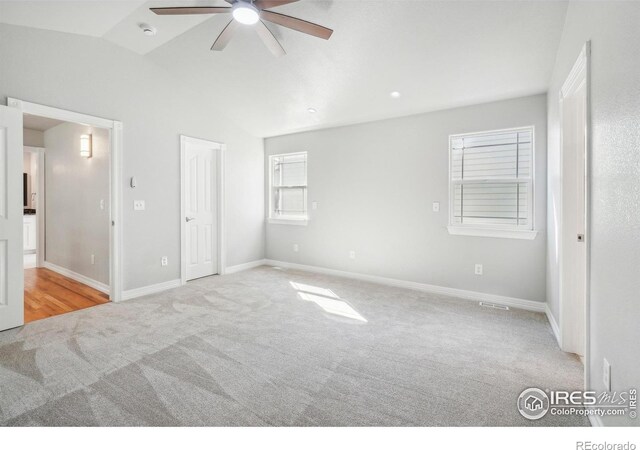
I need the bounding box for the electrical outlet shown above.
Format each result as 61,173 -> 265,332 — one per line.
99,199 -> 105,210
293,244 -> 299,253
432,201 -> 440,212
312,201 -> 318,210
161,256 -> 168,267
475,264 -> 483,275
349,250 -> 356,260
91,254 -> 95,265
134,200 -> 145,211
603,358 -> 611,391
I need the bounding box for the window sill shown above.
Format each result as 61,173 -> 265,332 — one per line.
268,218 -> 308,226
447,226 -> 538,240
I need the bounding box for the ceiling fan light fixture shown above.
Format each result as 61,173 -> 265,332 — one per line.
232,2 -> 260,25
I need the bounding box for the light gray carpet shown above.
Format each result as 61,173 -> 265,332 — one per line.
0,266 -> 587,426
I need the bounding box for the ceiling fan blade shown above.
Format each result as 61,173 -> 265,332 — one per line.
254,0 -> 299,9
151,6 -> 231,15
211,19 -> 239,51
260,10 -> 333,40
255,20 -> 286,57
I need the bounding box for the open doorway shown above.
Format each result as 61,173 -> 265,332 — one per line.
1,98 -> 124,331
22,114 -> 111,322
558,42 -> 590,385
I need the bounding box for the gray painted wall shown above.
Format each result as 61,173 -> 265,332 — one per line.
44,123 -> 110,284
546,1 -> 640,426
0,23 -> 265,291
265,94 -> 547,302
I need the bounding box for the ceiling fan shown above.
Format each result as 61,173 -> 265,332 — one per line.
150,0 -> 333,57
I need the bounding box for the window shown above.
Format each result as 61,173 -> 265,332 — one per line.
448,127 -> 537,239
269,152 -> 308,224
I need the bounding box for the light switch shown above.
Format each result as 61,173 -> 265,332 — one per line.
134,200 -> 145,211
100,199 -> 105,210
432,201 -> 440,212
312,201 -> 318,210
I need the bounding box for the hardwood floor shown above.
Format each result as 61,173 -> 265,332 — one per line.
24,268 -> 109,323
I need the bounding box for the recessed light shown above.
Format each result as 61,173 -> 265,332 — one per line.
390,91 -> 401,98
139,23 -> 157,36
307,108 -> 317,113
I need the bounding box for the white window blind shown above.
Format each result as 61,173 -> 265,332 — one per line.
449,127 -> 534,231
270,152 -> 307,221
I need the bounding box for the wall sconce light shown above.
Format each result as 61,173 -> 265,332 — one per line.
80,134 -> 92,158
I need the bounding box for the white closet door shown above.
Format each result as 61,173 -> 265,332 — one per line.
185,141 -> 218,281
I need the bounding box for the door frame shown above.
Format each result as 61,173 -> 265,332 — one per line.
180,135 -> 226,284
23,146 -> 45,268
558,42 -> 591,388
8,98 -> 124,302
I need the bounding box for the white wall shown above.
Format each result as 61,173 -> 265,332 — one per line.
265,95 -> 547,302
547,2 -> 640,426
44,123 -> 110,284
0,23 -> 265,291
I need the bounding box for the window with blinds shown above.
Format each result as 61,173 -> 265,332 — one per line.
269,152 -> 308,221
449,127 -> 534,231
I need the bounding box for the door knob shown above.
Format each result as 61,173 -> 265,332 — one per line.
186,217 -> 196,222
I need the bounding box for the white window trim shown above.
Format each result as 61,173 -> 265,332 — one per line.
447,126 -> 537,240
447,226 -> 537,240
268,151 -> 308,225
268,217 -> 309,226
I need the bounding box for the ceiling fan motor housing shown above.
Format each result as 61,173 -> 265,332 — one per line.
232,1 -> 260,25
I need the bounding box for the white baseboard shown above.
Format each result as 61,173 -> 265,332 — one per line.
263,259 -> 545,312
588,414 -> 604,427
225,259 -> 267,274
121,279 -> 182,301
545,303 -> 562,346
43,261 -> 109,294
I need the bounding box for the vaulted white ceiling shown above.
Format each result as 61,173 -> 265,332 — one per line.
0,1 -> 568,137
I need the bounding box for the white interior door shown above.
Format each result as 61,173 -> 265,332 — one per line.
184,140 -> 218,281
560,48 -> 588,357
0,106 -> 25,331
